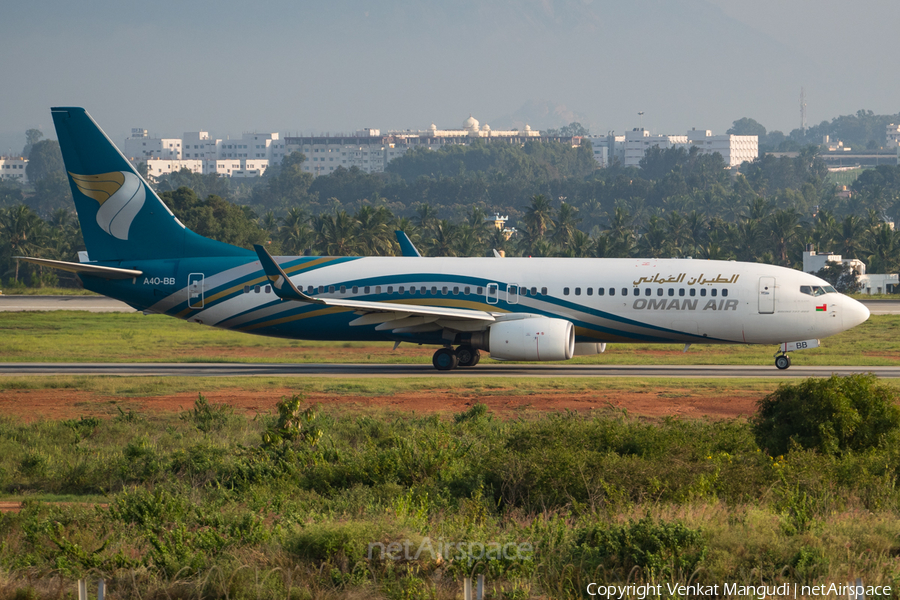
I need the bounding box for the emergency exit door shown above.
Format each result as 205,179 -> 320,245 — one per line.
758,276 -> 775,314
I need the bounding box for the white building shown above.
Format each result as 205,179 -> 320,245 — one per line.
124,129 -> 284,179
621,128 -> 758,168
284,116 -> 546,176
585,135 -> 626,167
0,157 -> 28,184
624,129 -> 688,167
802,249 -> 898,295
685,129 -> 758,167
886,124 -> 900,148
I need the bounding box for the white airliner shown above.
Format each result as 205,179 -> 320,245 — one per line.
19,107 -> 870,371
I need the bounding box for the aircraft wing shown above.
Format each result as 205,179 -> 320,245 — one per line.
14,256 -> 143,279
253,245 -> 496,325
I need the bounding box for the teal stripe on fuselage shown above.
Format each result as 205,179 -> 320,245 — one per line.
81,256 -> 729,344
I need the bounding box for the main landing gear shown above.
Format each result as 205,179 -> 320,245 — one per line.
774,353 -> 792,370
432,346 -> 481,371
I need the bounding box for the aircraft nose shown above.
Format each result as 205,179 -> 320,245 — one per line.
843,296 -> 870,329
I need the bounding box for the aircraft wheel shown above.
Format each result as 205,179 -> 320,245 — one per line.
456,346 -> 480,368
433,348 -> 459,371
775,355 -> 791,370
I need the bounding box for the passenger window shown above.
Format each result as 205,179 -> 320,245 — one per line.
399,286 -> 405,293
352,286 -> 358,294
656,288 -> 663,297
410,287 -> 417,295
700,288 -> 706,297
254,286 -> 260,293
364,286 -> 370,294
477,287 -> 483,295
711,289 -> 717,297
465,286 -> 471,295
575,287 -> 581,296
265,285 -> 271,293
587,288 -> 593,296
633,288 -> 639,296
243,285 -> 250,293
327,285 -> 334,293
679,288 -> 685,297
564,287 -> 570,295
610,288 -> 616,296
421,286 -> 426,294
722,289 -> 728,297
307,286 -> 314,294
431,286 -> 437,295
690,288 -> 696,297
644,288 -> 651,296
387,286 -> 394,294
442,286 -> 448,295
340,285 -> 346,294
532,287 -> 538,295
598,287 -> 605,296
622,288 -> 628,296
375,286 -> 381,294
318,286 -> 324,294
453,286 -> 460,294
668,288 -> 674,296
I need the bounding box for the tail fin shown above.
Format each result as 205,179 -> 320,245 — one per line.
51,107 -> 251,261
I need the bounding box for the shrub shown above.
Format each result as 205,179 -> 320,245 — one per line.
181,393 -> 234,433
575,515 -> 708,579
753,374 -> 900,456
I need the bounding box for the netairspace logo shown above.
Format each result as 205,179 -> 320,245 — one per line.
368,538 -> 533,565
585,582 -> 892,599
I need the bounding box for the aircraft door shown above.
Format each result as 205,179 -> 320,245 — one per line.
188,273 -> 205,309
507,284 -> 520,304
486,283 -> 499,304
758,276 -> 774,314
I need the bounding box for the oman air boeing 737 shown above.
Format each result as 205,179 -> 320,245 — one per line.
18,107 -> 870,370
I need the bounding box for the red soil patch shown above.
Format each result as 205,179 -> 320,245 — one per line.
0,387 -> 760,423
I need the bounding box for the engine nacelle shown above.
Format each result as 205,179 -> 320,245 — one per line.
484,317 -> 575,362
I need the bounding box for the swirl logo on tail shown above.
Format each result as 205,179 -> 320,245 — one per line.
69,171 -> 145,240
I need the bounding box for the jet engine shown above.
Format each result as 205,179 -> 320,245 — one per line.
469,317 -> 574,361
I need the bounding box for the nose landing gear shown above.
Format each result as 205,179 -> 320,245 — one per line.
432,346 -> 481,370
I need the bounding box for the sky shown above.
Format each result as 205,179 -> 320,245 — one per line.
2,0 -> 899,153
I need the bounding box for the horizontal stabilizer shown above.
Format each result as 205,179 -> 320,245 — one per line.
14,256 -> 142,279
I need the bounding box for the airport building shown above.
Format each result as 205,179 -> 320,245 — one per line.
0,157 -> 28,184
803,248 -> 898,295
618,128 -> 758,168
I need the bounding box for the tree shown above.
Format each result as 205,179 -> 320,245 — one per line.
813,262 -> 862,294
22,129 -> 43,159
159,187 -> 267,249
727,118 -> 766,138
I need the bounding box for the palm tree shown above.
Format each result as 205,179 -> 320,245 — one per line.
523,195 -> 554,240
837,215 -> 866,260
315,210 -> 359,256
354,206 -> 394,256
550,202 -> 581,250
1,205 -> 44,282
865,222 -> 900,274
767,209 -> 803,266
279,207 -> 314,255
425,220 -> 458,257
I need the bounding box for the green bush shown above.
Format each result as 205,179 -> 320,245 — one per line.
752,374 -> 900,456
575,515 -> 708,579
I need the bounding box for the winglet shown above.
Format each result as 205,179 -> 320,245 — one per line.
253,245 -> 324,304
395,231 -> 423,257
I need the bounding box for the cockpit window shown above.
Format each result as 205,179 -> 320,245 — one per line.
800,285 -> 834,296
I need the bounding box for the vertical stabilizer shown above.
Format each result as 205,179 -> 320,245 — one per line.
51,107 -> 251,261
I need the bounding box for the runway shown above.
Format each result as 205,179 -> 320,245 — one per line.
0,295 -> 134,312
2,362 -> 898,378
0,295 -> 898,314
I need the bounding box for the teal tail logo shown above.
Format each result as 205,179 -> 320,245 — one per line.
69,171 -> 145,240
